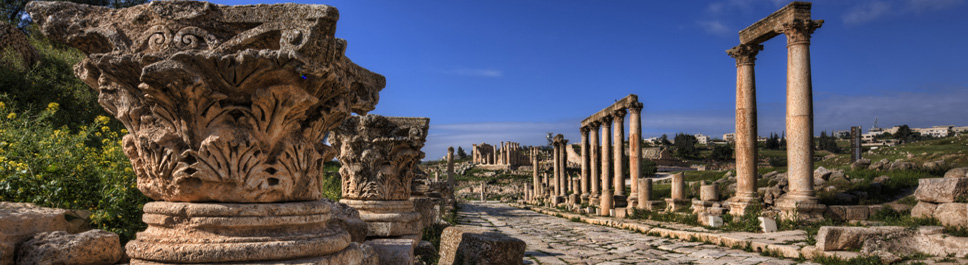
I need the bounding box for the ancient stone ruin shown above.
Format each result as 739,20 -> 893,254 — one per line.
27,1 -> 386,263
726,1 -> 824,219
579,94 -> 644,216
472,141 -> 529,170
331,115 -> 430,264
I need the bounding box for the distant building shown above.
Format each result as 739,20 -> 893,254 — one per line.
832,130 -> 849,138
954,126 -> 968,134
694,133 -> 711,145
723,133 -> 735,143
915,125 -> 953,138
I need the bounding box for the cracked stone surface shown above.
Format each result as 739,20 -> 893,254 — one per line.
458,202 -> 816,265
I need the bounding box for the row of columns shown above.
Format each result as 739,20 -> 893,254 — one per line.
471,142 -> 526,166
579,101 -> 643,216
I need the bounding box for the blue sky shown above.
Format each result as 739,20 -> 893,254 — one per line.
211,0 -> 968,160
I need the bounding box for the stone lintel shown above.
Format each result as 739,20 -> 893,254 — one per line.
738,1 -> 812,45
580,94 -> 640,127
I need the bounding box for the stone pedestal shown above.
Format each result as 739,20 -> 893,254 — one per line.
341,200 -> 421,237
639,201 -> 664,211
636,178 -> 652,210
127,201 -> 364,264
613,195 -> 628,208
365,236 -> 419,265
27,1 -> 387,264
665,199 -> 691,212
775,196 -> 826,221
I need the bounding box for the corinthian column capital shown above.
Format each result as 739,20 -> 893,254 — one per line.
778,19 -> 823,46
727,44 -> 765,66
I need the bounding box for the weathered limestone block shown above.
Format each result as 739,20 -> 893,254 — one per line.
815,226 -> 907,251
333,115 -> 429,237
364,237 -> 419,265
0,202 -> 90,265
438,225 -> 526,265
946,167 -> 968,178
16,230 -> 121,265
934,203 -> 968,228
27,1 -> 386,203
914,178 -> 968,203
0,22 -> 39,67
326,199 -> 368,244
699,182 -> 718,201
126,201 -> 363,264
911,201 -> 938,219
850,158 -> 871,170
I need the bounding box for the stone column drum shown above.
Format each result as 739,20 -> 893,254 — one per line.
776,19 -> 824,216
726,43 -> 763,215
599,116 -> 613,216
636,178 -> 652,210
28,1 -> 387,264
332,115 -> 429,238
666,173 -> 690,212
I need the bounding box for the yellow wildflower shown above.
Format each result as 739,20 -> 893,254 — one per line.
46,102 -> 59,112
95,115 -> 111,124
0,101 -> 5,108
6,113 -> 15,119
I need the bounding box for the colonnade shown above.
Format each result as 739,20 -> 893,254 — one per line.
472,142 -> 527,166
579,94 -> 644,216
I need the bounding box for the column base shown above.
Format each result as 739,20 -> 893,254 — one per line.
726,196 -> 762,216
626,196 -> 638,209
637,200 -> 664,211
613,195 -> 628,208
589,194 -> 600,207
599,190 -> 613,216
774,195 -> 826,221
568,194 -> 579,206
580,194 -> 589,205
341,199 -> 421,237
664,198 -> 691,212
127,201 -> 363,264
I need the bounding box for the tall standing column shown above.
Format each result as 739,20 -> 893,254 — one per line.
612,109 -> 627,197
472,144 -> 478,163
599,117 -> 613,215
447,147 -> 455,189
779,19 -> 823,208
629,103 -> 643,201
580,127 -> 591,204
726,43 -> 763,215
552,142 -> 560,198
532,147 -> 539,198
590,122 -> 600,202
559,137 -> 569,198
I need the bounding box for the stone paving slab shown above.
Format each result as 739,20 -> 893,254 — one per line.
457,201 -> 818,264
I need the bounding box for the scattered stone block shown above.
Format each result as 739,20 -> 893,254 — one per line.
844,206 -> 870,220
365,237 -> 419,265
851,159 -> 871,170
758,217 -> 777,233
825,206 -> 848,220
326,199 -> 368,243
815,226 -> 907,251
707,215 -> 723,228
414,240 -> 437,261
934,203 -> 968,228
0,202 -> 90,265
814,167 -> 832,181
946,167 -> 968,178
16,230 -> 121,265
439,225 -> 525,265
914,177 -> 968,203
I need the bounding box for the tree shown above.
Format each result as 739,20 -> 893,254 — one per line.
4,0 -> 149,27
817,131 -> 839,153
710,144 -> 733,161
894,125 -> 918,144
545,132 -> 554,148
673,133 -> 698,158
456,146 -> 467,159
659,134 -> 672,146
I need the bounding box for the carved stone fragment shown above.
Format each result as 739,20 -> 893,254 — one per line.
27,1 -> 386,203
332,115 -> 430,237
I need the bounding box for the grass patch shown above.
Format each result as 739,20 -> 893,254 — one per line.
629,208 -> 699,226
812,255 -> 884,265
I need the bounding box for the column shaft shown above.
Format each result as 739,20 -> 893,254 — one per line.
629,106 -> 642,196
590,124 -> 600,198
581,128 -> 590,200
553,144 -> 560,197
600,118 -> 613,215
613,112 -> 626,196
786,41 -> 815,200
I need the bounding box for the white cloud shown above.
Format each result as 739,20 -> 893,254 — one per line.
842,1 -> 892,25
697,20 -> 731,36
445,68 -> 503,78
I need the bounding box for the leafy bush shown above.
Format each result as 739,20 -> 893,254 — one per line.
0,100 -> 148,243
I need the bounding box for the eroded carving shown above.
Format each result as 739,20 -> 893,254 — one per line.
331,115 -> 430,201
27,1 -> 386,202
727,44 -> 765,66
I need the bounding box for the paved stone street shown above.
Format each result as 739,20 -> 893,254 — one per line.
458,201 -> 815,265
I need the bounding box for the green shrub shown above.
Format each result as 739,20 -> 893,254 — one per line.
0,100 -> 148,243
